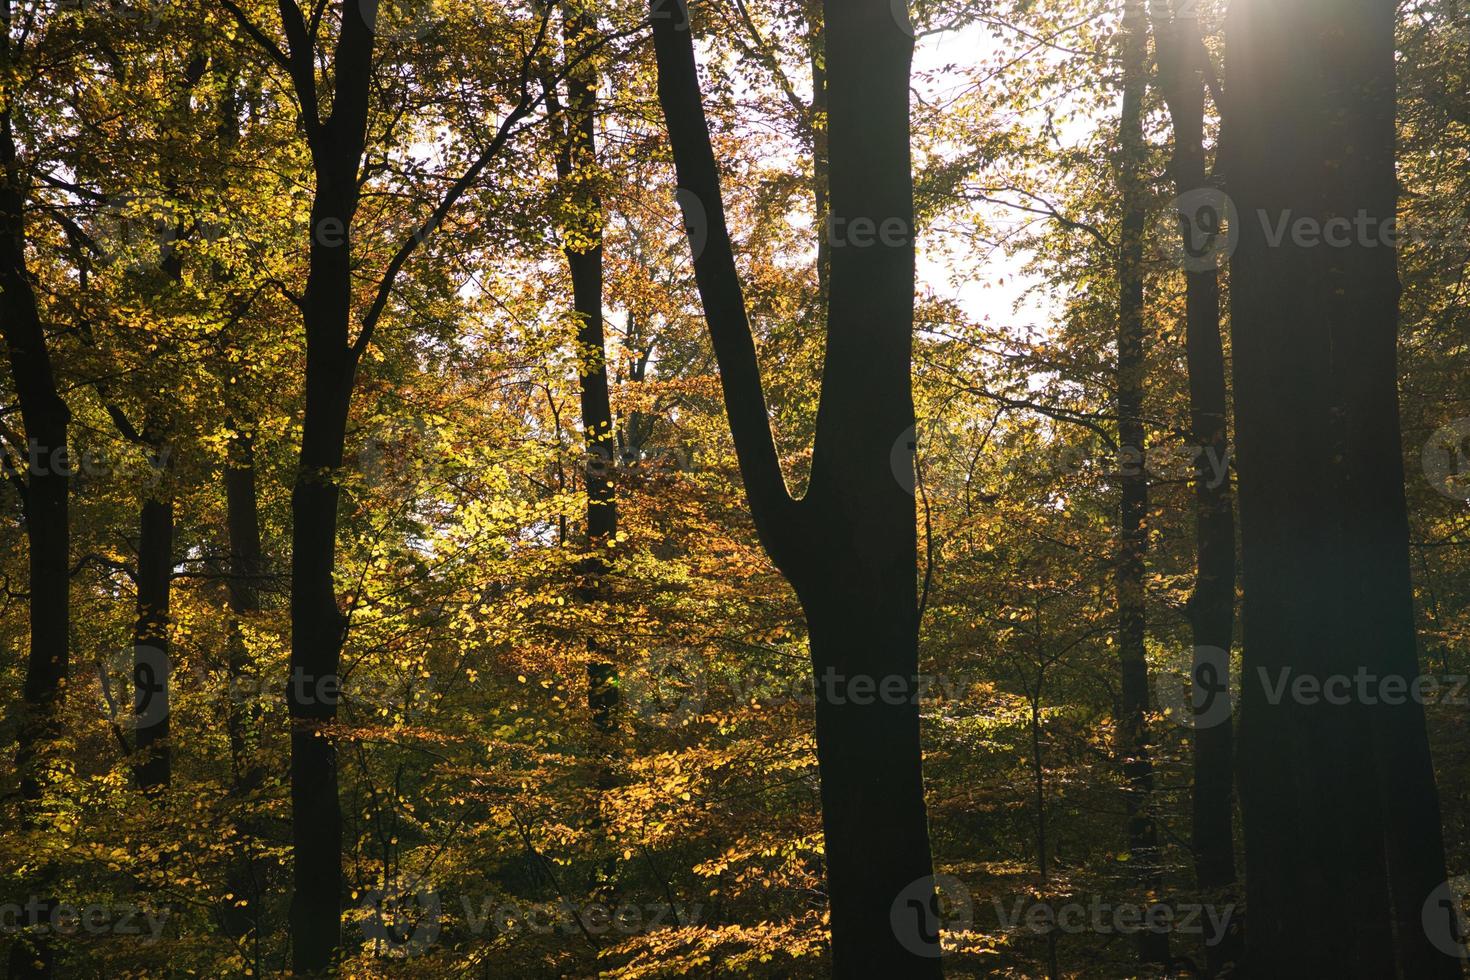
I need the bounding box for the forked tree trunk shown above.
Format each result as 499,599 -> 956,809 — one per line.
285,8 -> 377,967
652,1 -> 942,973
1150,3 -> 1239,973
1225,0 -> 1458,975
1113,1 -> 1169,967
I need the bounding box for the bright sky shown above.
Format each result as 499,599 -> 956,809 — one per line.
912,21 -> 1056,337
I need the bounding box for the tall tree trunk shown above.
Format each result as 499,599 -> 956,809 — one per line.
652,1 -> 942,973
0,18 -> 68,975
285,7 -> 377,967
288,200 -> 357,975
126,52 -> 205,795
1225,0 -> 1458,975
806,0 -> 830,301
1150,3 -> 1239,973
1114,1 -> 1169,967
223,424 -> 266,951
132,476 -> 173,793
550,0 -> 620,735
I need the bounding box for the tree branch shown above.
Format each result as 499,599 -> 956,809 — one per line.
650,0 -> 799,565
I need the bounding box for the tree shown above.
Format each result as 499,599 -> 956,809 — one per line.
1226,0 -> 1459,974
545,0 -> 621,736
1,5 -> 71,973
652,0 -> 943,972
1149,0 -> 1239,972
1112,0 -> 1168,967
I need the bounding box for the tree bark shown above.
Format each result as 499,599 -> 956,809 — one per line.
126,52 -> 205,796
282,4 -> 378,970
652,0 -> 942,973
549,0 -> 620,734
0,23 -> 69,977
1150,3 -> 1239,973
1225,0 -> 1458,975
222,424 -> 266,950
131,481 -> 173,793
1114,1 -> 1169,967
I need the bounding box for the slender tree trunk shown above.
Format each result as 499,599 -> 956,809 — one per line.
552,0 -> 620,735
653,1 -> 941,973
0,111 -> 68,816
276,7 -> 376,970
0,25 -> 68,973
806,0 -> 830,301
1225,0 -> 1458,975
132,479 -> 173,792
1113,1 -> 1169,967
223,424 -> 265,950
1151,4 -> 1239,973
288,249 -> 355,975
1029,690 -> 1059,980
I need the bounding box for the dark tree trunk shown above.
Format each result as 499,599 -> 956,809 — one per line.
550,0 -> 620,734
127,54 -> 204,796
806,0 -> 830,300
132,485 -> 173,793
652,1 -> 942,973
1151,4 -> 1240,973
0,23 -> 69,974
0,112 -> 68,815
1225,0 -> 1458,975
288,222 -> 356,975
1114,1 -> 1169,967
222,424 -> 266,949
283,6 -> 377,970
